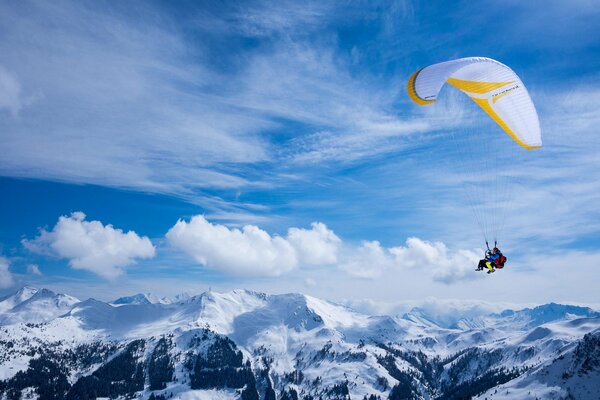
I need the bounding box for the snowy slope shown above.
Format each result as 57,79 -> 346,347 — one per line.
475,328 -> 600,400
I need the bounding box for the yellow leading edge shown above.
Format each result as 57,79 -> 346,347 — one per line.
407,69 -> 435,105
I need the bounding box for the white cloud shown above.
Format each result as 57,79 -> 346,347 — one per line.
287,222 -> 340,264
23,212 -> 155,280
391,238 -> 481,284
166,217 -> 342,276
166,216 -> 478,283
337,237 -> 480,284
27,264 -> 42,276
166,215 -> 298,277
339,241 -> 395,279
0,256 -> 14,288
390,237 -> 447,269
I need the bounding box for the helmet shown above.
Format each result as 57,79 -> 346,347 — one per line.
492,247 -> 499,253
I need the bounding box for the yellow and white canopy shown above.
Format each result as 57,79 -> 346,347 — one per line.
407,57 -> 542,149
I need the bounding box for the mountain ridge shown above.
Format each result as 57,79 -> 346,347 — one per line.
0,286 -> 598,399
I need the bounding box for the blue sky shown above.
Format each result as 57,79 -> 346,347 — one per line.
0,1 -> 599,307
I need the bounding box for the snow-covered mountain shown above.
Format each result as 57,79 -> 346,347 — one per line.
0,287 -> 79,325
0,286 -> 38,313
112,293 -> 159,305
0,287 -> 598,399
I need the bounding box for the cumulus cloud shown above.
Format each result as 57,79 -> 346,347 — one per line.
27,264 -> 42,276
23,212 -> 155,280
166,216 -> 297,276
0,256 -> 14,288
391,238 -> 480,284
339,241 -> 396,279
166,216 -> 341,277
287,222 -> 341,264
339,237 -> 480,284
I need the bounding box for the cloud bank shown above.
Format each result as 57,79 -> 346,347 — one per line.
23,212 -> 155,280
166,215 -> 477,283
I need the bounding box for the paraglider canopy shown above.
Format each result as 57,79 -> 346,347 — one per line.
407,57 -> 542,149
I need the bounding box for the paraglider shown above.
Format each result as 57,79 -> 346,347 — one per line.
407,57 -> 542,272
476,244 -> 507,274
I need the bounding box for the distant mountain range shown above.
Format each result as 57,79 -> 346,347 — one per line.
112,292 -> 192,306
0,286 -> 598,399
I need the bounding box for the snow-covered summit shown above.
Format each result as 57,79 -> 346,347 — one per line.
112,293 -> 160,305
0,287 -> 79,325
0,286 -> 39,313
158,291 -> 192,304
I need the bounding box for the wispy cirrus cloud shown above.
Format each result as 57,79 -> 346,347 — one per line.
0,1 -> 269,197
0,1 -> 422,201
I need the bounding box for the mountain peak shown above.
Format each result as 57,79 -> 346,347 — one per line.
112,293 -> 158,305
18,285 -> 39,294
1,285 -> 38,301
0,287 -> 79,325
0,286 -> 40,314
29,287 -> 56,298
